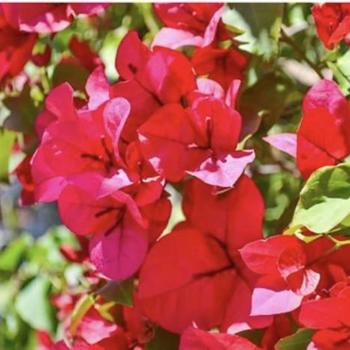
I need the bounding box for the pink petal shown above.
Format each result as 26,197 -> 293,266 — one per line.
225,80 -> 241,109
103,97 -> 131,162
68,4 -> 107,16
202,5 -> 225,46
188,150 -> 255,188
251,278 -> 303,316
287,269 -> 320,296
78,309 -> 117,345
263,133 -> 297,157
89,217 -> 148,280
2,4 -> 70,33
196,78 -> 225,99
86,66 -> 110,110
152,28 -> 204,49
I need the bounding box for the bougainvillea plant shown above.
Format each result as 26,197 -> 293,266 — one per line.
3,2 -> 350,350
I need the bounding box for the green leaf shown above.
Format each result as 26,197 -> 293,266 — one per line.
52,62 -> 89,91
145,327 -> 179,350
255,171 -> 302,237
327,61 -> 350,95
291,164 -> 350,234
15,276 -> 54,332
239,72 -> 294,137
3,86 -> 38,134
223,4 -> 284,60
28,227 -> 71,268
0,235 -> 32,272
96,279 -> 134,306
0,281 -> 17,314
0,129 -> 16,182
275,328 -> 314,350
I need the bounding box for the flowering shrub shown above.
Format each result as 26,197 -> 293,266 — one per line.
2,3 -> 350,350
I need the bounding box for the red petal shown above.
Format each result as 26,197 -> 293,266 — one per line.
89,215 -> 148,280
115,30 -> 150,80
138,228 -> 236,333
297,80 -> 350,178
2,4 -> 70,33
69,36 -> 102,72
299,297 -> 350,329
189,96 -> 241,153
180,327 -> 261,350
183,175 -> 264,252
137,47 -> 196,104
110,79 -> 160,142
222,276 -> 273,334
192,46 -> 248,90
138,104 -> 206,182
250,275 -> 303,315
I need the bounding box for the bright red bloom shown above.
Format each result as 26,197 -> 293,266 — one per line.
297,79 -> 350,179
192,46 -> 249,90
138,175 -> 271,334
188,78 -> 241,109
116,31 -> 196,105
183,175 -> 264,251
0,8 -> 37,83
179,327 -> 262,350
154,3 -> 224,36
32,89 -> 131,202
31,76 -> 171,280
57,178 -> 153,280
152,3 -> 228,49
69,36 -> 103,72
267,80 -> 350,178
240,235 -> 320,316
294,237 -> 350,299
312,3 -> 350,49
1,3 -> 107,33
138,96 -> 254,187
299,281 -> 350,350
122,302 -> 154,347
115,31 -> 151,81
113,30 -> 199,142
34,82 -> 80,139
138,228 -> 237,333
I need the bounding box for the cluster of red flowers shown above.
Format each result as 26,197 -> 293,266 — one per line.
0,3 -> 105,83
313,3 -> 350,49
6,2 -> 350,350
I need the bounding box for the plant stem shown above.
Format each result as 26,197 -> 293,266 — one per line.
280,28 -> 324,79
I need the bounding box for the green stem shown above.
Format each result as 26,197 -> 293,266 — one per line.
280,29 -> 323,79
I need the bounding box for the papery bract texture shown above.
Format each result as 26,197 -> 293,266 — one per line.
297,79 -> 350,179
